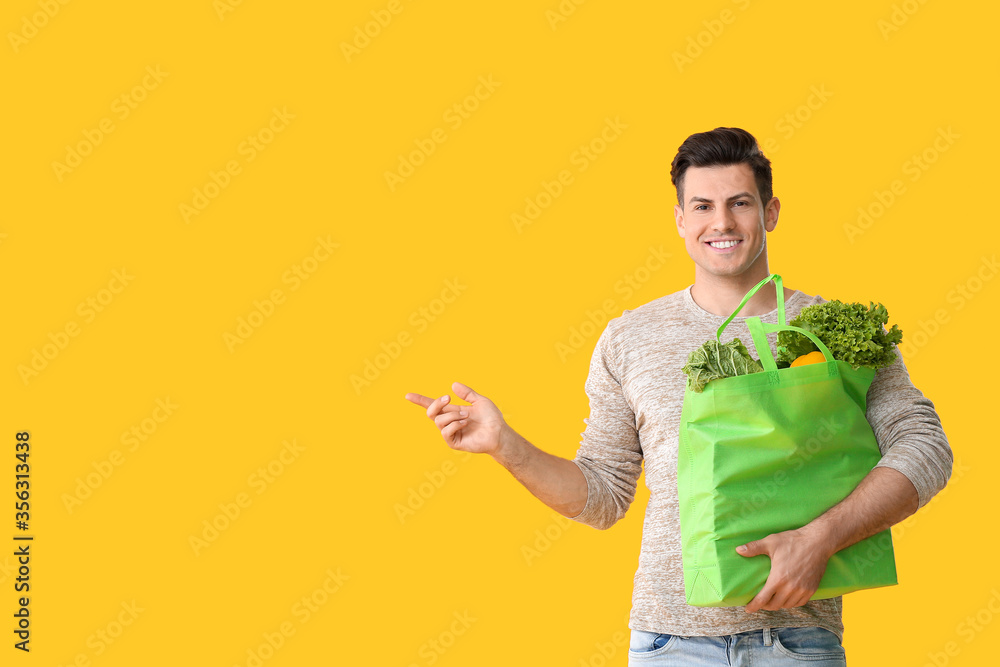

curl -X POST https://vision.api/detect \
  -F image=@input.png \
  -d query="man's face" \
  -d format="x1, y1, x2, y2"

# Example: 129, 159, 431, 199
673, 163, 779, 280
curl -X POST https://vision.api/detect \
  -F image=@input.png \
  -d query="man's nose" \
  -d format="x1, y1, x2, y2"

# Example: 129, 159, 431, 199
711, 207, 737, 230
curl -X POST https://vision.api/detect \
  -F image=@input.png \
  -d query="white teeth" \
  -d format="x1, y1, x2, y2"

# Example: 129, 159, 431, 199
709, 240, 739, 248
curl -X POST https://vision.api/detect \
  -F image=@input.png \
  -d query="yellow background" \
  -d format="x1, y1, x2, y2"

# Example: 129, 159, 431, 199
2, 0, 997, 665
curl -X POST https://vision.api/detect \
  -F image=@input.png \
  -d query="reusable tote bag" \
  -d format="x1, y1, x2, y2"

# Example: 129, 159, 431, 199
677, 273, 897, 607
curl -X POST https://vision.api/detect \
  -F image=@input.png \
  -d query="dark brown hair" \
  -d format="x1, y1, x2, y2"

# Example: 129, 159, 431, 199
670, 127, 772, 208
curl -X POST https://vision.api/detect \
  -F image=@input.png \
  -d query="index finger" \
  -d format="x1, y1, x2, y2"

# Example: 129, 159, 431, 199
404, 392, 462, 416
744, 580, 776, 614
404, 392, 433, 408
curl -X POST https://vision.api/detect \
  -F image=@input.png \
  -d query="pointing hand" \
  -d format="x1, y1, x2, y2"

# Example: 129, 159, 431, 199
405, 382, 506, 456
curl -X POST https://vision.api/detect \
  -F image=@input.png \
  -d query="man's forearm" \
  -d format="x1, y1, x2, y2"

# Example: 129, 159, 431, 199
801, 466, 920, 558
490, 425, 589, 518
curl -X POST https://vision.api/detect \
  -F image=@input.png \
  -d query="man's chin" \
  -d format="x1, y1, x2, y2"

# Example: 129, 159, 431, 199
694, 259, 746, 278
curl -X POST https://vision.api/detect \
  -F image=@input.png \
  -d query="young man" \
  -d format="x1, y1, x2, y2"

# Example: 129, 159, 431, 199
405, 127, 952, 665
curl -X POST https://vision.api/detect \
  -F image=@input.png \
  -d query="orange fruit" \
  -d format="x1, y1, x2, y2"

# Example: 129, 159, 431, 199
790, 351, 827, 367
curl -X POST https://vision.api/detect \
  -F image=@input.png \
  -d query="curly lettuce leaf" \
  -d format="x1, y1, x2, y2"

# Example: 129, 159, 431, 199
776, 301, 903, 371
682, 337, 764, 393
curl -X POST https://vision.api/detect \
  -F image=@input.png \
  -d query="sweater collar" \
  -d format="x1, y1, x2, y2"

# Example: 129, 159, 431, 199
681, 284, 801, 322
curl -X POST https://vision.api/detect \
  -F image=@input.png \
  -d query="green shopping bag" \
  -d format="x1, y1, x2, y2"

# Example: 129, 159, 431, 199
677, 273, 897, 607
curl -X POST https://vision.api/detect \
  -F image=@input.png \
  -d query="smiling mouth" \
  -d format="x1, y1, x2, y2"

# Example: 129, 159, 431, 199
706, 240, 742, 249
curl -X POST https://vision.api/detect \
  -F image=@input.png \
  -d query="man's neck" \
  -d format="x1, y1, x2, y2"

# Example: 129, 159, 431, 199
690, 270, 794, 318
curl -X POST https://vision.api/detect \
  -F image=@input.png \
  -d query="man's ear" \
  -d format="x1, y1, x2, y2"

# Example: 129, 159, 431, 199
763, 196, 780, 232
674, 203, 686, 238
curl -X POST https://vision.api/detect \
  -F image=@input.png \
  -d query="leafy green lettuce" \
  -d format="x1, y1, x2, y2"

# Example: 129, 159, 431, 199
776, 301, 903, 370
682, 338, 764, 393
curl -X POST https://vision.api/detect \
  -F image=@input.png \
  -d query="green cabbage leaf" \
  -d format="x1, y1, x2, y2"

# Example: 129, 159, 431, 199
682, 337, 763, 393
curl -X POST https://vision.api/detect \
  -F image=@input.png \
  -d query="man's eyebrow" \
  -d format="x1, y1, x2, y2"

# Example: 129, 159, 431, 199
688, 191, 756, 205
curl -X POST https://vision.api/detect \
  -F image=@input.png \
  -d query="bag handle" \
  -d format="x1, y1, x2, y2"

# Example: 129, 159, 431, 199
746, 317, 835, 371
715, 273, 786, 341
715, 273, 836, 372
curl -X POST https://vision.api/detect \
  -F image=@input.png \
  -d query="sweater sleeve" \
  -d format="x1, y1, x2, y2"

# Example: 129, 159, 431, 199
568, 319, 644, 530
866, 345, 953, 509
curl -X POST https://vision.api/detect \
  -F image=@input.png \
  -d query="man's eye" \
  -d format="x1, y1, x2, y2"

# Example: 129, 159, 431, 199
695, 205, 708, 211
733, 201, 747, 207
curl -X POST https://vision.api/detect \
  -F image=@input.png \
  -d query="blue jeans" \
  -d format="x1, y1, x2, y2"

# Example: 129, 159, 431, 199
628, 626, 847, 666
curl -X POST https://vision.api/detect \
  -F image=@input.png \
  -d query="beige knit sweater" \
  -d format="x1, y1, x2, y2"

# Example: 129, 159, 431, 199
568, 284, 953, 641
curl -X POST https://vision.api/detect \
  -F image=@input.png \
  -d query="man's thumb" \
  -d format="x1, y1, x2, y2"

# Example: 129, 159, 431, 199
453, 381, 478, 402
737, 540, 764, 557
